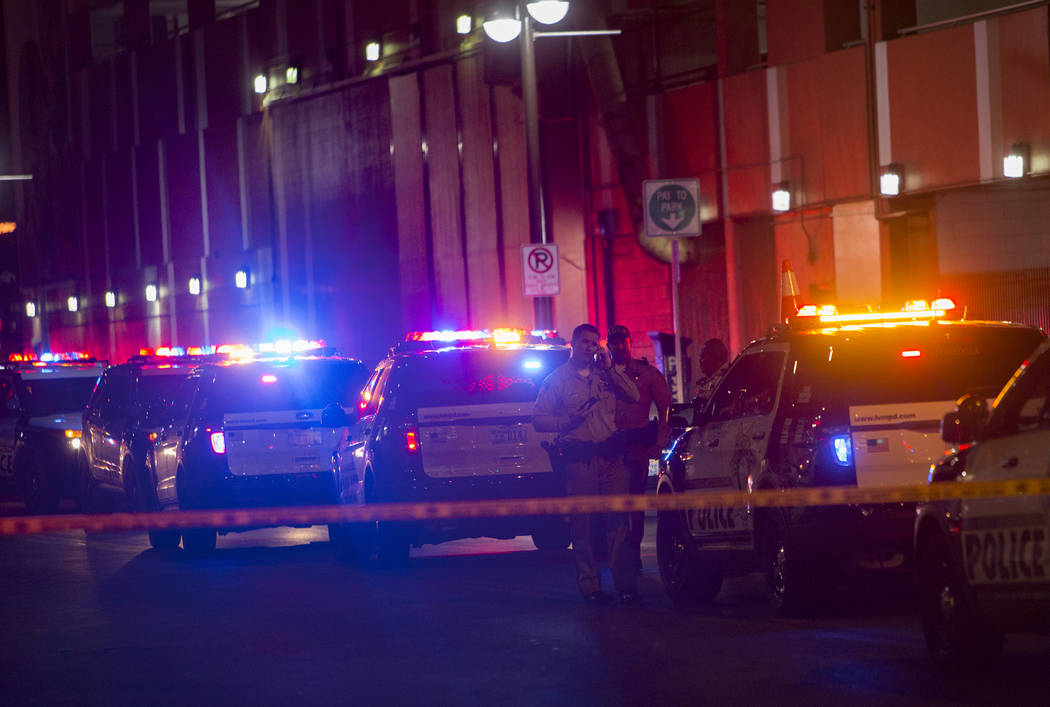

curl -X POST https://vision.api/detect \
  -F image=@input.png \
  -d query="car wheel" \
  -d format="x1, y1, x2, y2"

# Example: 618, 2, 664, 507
532, 520, 571, 551
136, 455, 180, 550
22, 456, 60, 515
182, 528, 217, 553
656, 509, 722, 605
918, 531, 1004, 671
761, 512, 816, 616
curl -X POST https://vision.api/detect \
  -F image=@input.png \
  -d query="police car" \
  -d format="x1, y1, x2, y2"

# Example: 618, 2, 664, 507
80, 349, 214, 524
655, 300, 1046, 613
0, 353, 106, 514
329, 329, 570, 565
151, 350, 368, 552
915, 339, 1050, 670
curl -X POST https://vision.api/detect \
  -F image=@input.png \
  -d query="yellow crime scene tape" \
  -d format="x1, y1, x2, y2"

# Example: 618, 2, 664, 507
3, 478, 1050, 536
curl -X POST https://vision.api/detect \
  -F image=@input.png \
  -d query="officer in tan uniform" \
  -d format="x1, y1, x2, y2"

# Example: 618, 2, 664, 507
533, 323, 641, 605
607, 325, 671, 572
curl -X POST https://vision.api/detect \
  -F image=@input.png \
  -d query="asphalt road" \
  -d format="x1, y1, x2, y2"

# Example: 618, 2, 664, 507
1, 515, 1048, 706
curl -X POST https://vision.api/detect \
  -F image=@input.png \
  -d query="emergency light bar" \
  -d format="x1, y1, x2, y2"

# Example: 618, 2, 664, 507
8, 351, 94, 363
139, 340, 327, 361
794, 298, 957, 325
405, 328, 558, 345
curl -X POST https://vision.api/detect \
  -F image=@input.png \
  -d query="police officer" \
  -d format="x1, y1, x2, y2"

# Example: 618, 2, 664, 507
606, 325, 671, 572
694, 338, 729, 411
533, 323, 641, 605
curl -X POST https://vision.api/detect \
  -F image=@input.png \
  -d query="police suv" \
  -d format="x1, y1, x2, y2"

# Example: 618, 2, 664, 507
329, 329, 570, 565
915, 339, 1050, 670
80, 350, 210, 521
151, 352, 368, 552
655, 300, 1045, 613
0, 354, 106, 514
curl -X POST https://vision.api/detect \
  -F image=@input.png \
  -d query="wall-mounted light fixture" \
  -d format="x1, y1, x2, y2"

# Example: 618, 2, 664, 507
880, 163, 902, 196
235, 268, 250, 289
105, 291, 117, 308
365, 41, 381, 62
146, 283, 159, 302
67, 296, 79, 313
25, 301, 36, 318
285, 66, 299, 85
456, 14, 473, 34
1003, 143, 1028, 179
771, 183, 791, 212
189, 275, 202, 296
253, 74, 267, 94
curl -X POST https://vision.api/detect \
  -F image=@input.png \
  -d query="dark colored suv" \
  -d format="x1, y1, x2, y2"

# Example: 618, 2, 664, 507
80, 354, 211, 523
655, 303, 1045, 613
329, 330, 571, 565
0, 357, 106, 513
151, 355, 369, 552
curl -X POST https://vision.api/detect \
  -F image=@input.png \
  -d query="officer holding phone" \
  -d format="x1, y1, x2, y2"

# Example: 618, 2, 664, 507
533, 323, 641, 605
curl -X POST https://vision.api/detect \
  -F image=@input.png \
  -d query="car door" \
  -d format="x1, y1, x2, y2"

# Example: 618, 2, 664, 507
342, 363, 390, 501
684, 346, 789, 545
959, 351, 1050, 586
95, 369, 132, 485
154, 376, 198, 505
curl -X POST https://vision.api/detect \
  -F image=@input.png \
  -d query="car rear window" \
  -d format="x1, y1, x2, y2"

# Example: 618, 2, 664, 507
393, 348, 570, 410
19, 377, 98, 416
138, 373, 192, 412
792, 326, 1045, 407
205, 360, 370, 414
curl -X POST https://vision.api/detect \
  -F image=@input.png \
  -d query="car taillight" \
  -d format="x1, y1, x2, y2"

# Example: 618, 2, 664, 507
210, 431, 226, 454
405, 426, 419, 454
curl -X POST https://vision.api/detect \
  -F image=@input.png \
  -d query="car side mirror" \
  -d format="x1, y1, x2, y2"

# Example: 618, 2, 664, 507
668, 415, 689, 429
321, 403, 350, 428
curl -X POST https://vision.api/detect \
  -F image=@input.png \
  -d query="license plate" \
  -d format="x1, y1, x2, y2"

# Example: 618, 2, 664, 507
962, 526, 1050, 584
490, 427, 527, 445
288, 430, 322, 447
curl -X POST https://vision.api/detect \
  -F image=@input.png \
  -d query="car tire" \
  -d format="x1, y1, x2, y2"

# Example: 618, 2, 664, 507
182, 528, 217, 553
134, 455, 180, 551
918, 530, 1004, 671
22, 456, 60, 515
532, 520, 571, 551
656, 509, 723, 605
761, 511, 817, 616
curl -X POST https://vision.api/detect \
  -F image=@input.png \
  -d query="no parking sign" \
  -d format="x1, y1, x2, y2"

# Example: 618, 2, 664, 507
522, 244, 560, 297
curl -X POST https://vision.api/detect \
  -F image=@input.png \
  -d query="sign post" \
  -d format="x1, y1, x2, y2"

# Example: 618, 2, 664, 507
522, 243, 561, 298
643, 179, 701, 403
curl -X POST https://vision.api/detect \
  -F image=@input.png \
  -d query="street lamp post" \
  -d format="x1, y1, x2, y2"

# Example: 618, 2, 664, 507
484, 1, 619, 332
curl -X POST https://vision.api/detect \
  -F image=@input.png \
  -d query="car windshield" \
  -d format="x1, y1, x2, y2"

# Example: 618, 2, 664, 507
794, 326, 1045, 406
19, 376, 98, 416
393, 347, 570, 410
205, 360, 369, 414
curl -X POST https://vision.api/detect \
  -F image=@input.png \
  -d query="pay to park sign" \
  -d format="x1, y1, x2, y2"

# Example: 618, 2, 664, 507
644, 179, 701, 238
